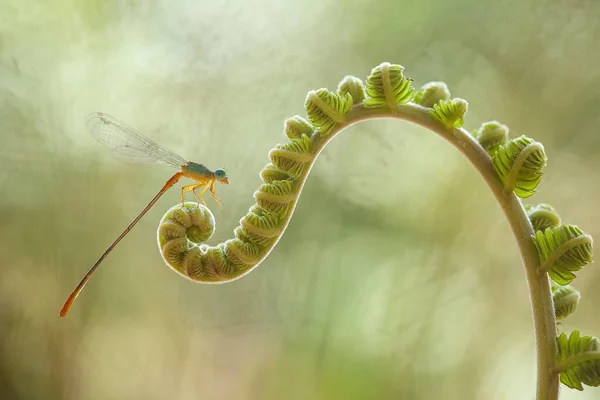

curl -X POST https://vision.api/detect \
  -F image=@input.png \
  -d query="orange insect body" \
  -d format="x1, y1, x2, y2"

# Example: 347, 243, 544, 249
59, 113, 229, 318
180, 162, 229, 207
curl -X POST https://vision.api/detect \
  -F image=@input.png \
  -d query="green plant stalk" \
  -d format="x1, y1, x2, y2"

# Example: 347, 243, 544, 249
316, 104, 559, 400
160, 102, 560, 399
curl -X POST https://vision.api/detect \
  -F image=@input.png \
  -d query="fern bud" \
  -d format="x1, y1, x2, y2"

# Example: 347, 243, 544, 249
284, 115, 314, 139
429, 98, 468, 128
492, 136, 546, 198
337, 75, 366, 104
268, 134, 313, 179
413, 81, 451, 108
157, 203, 216, 277
364, 62, 414, 108
473, 121, 509, 155
304, 88, 353, 137
260, 163, 294, 183
533, 225, 593, 285
524, 203, 561, 232
254, 180, 296, 215
552, 283, 581, 320
557, 331, 600, 390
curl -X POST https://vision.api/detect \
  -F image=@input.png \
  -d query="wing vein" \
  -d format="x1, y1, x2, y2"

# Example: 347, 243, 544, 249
86, 112, 188, 168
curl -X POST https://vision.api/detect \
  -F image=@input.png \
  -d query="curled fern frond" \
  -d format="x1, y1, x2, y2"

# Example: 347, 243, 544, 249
284, 115, 314, 139
157, 203, 287, 283
304, 88, 353, 137
201, 243, 236, 280
413, 81, 450, 108
533, 225, 593, 285
552, 283, 581, 320
524, 203, 561, 232
473, 120, 509, 155
158, 204, 215, 245
491, 136, 547, 198
429, 98, 468, 129
364, 62, 414, 108
337, 75, 366, 104
225, 238, 261, 266
260, 163, 295, 183
254, 180, 296, 214
557, 331, 600, 390
268, 134, 313, 179
238, 206, 282, 246
157, 203, 217, 279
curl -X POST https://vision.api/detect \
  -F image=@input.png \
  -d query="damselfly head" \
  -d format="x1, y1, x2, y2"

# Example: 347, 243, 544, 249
214, 168, 229, 184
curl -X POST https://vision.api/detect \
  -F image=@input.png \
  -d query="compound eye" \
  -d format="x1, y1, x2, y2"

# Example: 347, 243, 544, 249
215, 169, 226, 179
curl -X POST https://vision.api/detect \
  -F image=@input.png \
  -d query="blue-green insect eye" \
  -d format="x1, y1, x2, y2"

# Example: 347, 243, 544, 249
214, 168, 226, 179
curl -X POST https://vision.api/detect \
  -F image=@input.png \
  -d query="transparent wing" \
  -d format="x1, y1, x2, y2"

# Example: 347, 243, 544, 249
86, 112, 188, 168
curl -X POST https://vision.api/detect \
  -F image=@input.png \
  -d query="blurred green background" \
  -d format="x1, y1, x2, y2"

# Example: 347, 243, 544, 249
1, 0, 599, 399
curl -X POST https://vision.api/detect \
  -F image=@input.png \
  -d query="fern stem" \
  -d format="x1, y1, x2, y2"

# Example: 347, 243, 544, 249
160, 102, 559, 399
319, 103, 559, 400
554, 351, 600, 374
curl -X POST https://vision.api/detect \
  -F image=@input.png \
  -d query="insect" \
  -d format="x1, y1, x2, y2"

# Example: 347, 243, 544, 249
59, 112, 229, 318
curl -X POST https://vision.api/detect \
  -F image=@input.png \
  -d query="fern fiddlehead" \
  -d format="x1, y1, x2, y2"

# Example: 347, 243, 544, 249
525, 203, 561, 232
155, 62, 595, 399
552, 283, 580, 321
556, 331, 600, 390
492, 135, 547, 198
472, 120, 509, 156
535, 225, 593, 285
